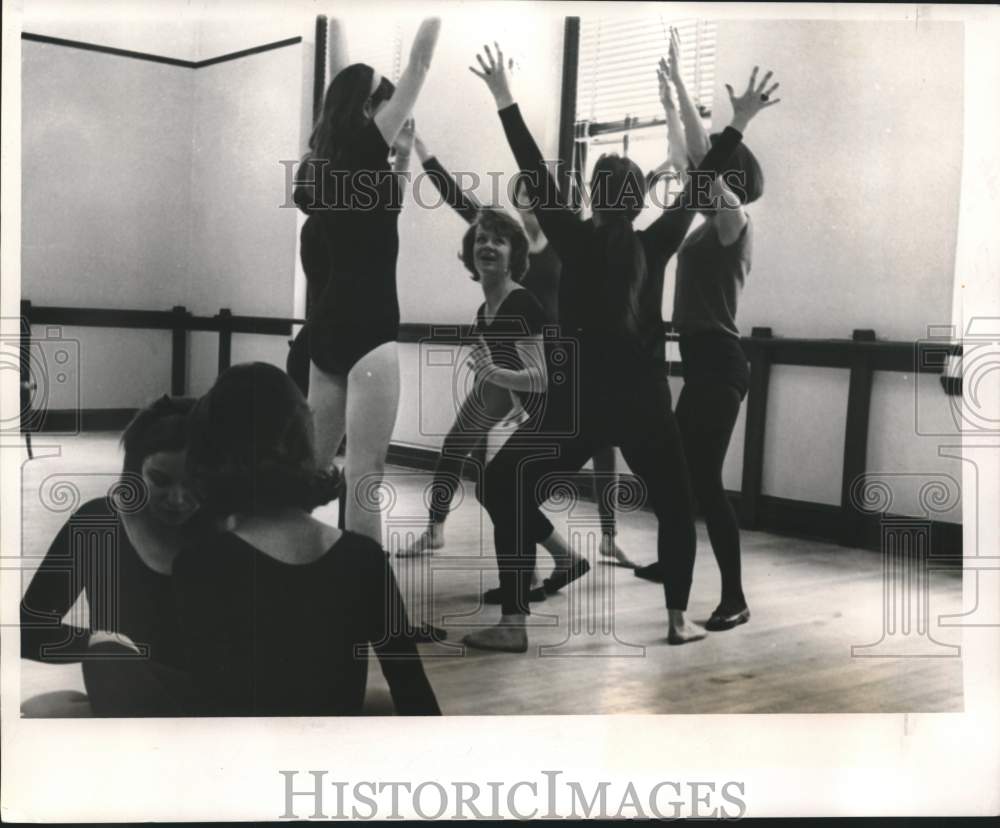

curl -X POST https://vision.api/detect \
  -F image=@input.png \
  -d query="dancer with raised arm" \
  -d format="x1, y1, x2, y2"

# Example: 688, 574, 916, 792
464, 42, 778, 652
634, 37, 775, 634
293, 18, 441, 543
402, 146, 636, 572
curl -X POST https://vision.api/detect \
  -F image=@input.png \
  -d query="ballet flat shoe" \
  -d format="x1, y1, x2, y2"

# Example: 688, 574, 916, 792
542, 558, 591, 593
483, 586, 546, 605
704, 607, 750, 631
633, 562, 665, 583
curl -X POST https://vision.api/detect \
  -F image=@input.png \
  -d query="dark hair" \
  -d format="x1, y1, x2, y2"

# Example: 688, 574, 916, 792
589, 154, 648, 221
120, 396, 197, 476
708, 134, 764, 205
186, 363, 317, 516
460, 209, 530, 283
589, 155, 648, 336
308, 63, 395, 167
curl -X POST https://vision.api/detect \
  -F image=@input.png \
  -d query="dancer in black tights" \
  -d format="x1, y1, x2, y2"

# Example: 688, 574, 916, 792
463, 43, 778, 652
634, 39, 773, 633
398, 145, 635, 571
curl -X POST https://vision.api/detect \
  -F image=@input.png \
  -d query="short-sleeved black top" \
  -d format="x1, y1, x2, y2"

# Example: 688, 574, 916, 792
472, 287, 548, 406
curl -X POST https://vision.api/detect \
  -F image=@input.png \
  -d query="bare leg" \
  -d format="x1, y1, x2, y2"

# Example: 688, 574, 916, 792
343, 342, 401, 543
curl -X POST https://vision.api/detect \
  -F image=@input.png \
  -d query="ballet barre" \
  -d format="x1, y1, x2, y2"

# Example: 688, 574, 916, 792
18, 300, 963, 554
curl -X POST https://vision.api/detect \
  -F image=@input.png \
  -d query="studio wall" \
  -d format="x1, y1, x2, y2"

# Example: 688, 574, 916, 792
21, 19, 311, 406
19, 7, 970, 527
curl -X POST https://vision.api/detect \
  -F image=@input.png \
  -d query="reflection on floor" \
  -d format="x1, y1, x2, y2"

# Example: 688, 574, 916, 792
18, 434, 964, 716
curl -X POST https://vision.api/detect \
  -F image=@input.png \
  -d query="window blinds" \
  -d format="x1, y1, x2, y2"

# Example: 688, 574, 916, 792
575, 16, 717, 127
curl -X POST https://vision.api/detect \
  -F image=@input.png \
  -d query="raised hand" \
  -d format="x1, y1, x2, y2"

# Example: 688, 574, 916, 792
469, 42, 515, 109
725, 66, 781, 131
668, 24, 681, 71
657, 57, 678, 113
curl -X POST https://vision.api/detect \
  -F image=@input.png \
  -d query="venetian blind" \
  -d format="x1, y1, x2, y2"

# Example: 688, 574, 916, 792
575, 16, 717, 126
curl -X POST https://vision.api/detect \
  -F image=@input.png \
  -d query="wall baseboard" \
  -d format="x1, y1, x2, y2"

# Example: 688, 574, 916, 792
28, 408, 137, 433
25, 419, 963, 558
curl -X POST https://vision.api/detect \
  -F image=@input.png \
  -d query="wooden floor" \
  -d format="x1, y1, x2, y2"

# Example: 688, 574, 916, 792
18, 434, 964, 715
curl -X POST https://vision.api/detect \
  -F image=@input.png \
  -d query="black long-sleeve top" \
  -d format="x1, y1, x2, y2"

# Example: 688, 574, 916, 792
20, 498, 187, 668
496, 104, 744, 369
421, 155, 561, 325
172, 530, 441, 716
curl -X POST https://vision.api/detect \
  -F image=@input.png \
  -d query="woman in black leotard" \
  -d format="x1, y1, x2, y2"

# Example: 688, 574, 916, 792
292, 18, 441, 545
173, 362, 440, 716
634, 42, 774, 634
20, 397, 202, 716
395, 201, 591, 599
399, 148, 636, 571
463, 43, 778, 652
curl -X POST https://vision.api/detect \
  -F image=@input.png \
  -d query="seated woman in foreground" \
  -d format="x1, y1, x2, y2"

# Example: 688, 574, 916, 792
20, 396, 202, 716
173, 361, 441, 716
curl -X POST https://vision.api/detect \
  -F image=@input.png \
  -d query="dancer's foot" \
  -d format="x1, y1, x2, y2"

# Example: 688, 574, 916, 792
397, 523, 445, 557
599, 535, 637, 568
542, 557, 591, 593
667, 610, 707, 645
705, 604, 750, 631
462, 615, 528, 653
633, 561, 665, 583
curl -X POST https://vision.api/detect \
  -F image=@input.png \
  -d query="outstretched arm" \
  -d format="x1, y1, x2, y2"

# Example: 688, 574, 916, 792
415, 134, 482, 224
373, 18, 442, 148
668, 27, 712, 166
643, 65, 780, 257
470, 43, 582, 256
658, 53, 689, 175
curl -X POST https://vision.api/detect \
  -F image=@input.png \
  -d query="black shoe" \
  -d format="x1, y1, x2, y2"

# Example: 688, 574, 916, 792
308, 468, 343, 509
542, 558, 591, 593
633, 562, 664, 583
483, 586, 546, 605
705, 606, 750, 631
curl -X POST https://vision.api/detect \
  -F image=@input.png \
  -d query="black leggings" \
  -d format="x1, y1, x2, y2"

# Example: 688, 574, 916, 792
428, 382, 514, 523
675, 379, 747, 609
477, 372, 696, 616
429, 386, 619, 536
